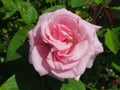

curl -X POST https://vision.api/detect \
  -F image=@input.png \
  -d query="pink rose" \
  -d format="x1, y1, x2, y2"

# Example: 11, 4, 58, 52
28, 9, 103, 80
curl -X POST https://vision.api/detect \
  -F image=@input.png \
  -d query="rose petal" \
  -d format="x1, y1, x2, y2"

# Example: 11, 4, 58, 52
50, 68, 78, 79
73, 53, 91, 77
47, 51, 79, 70
28, 30, 34, 56
30, 45, 50, 76
41, 24, 73, 50
69, 40, 88, 60
28, 8, 103, 81
87, 35, 103, 68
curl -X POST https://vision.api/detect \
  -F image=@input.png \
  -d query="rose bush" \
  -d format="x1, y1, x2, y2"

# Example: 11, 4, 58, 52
28, 8, 103, 80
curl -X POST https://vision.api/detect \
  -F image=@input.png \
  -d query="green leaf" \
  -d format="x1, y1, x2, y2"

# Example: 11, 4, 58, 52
17, 1, 38, 24
70, 0, 88, 8
0, 75, 18, 90
46, 0, 56, 3
105, 29, 120, 54
61, 78, 86, 90
97, 28, 106, 36
6, 24, 34, 62
92, 0, 103, 4
111, 62, 120, 72
42, 5, 66, 13
1, 0, 17, 20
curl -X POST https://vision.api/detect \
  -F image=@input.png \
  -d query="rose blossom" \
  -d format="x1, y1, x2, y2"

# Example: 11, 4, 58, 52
28, 8, 103, 80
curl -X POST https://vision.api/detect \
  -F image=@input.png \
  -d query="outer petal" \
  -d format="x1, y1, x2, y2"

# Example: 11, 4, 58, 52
28, 30, 35, 57
48, 53, 93, 80
78, 18, 101, 41
86, 34, 103, 68
77, 19, 103, 68
50, 68, 78, 80
30, 45, 50, 76
32, 12, 52, 36
73, 53, 92, 79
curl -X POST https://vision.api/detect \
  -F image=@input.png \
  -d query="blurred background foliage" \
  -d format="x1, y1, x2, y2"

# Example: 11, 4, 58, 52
0, 0, 120, 90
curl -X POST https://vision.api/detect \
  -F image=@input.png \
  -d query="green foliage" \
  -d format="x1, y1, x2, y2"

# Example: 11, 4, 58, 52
70, 0, 88, 8
1, 0, 17, 20
75, 9, 89, 18
0, 0, 120, 90
46, 0, 57, 3
43, 5, 66, 13
0, 75, 18, 90
61, 79, 85, 90
6, 25, 34, 62
1, 0, 38, 24
93, 0, 104, 4
17, 1, 38, 24
111, 62, 120, 72
105, 28, 120, 54
111, 6, 120, 20
0, 44, 6, 54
